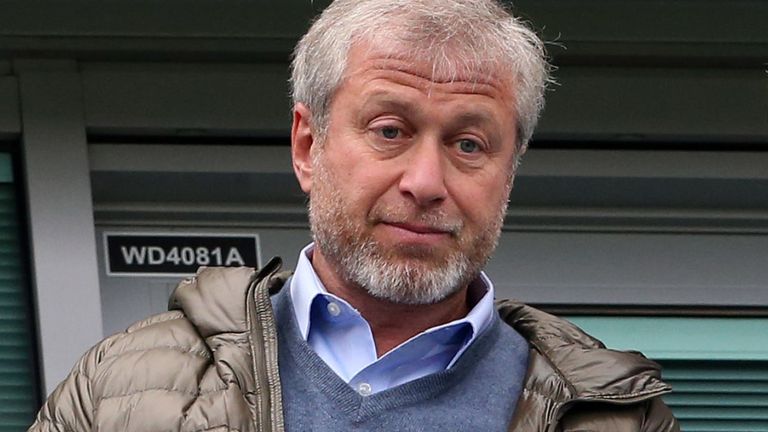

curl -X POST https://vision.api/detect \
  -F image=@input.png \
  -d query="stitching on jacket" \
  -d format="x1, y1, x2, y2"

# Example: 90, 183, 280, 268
99, 385, 231, 400
584, 387, 670, 400
100, 386, 204, 399
34, 418, 77, 432
99, 344, 211, 363
125, 311, 186, 333
193, 426, 242, 432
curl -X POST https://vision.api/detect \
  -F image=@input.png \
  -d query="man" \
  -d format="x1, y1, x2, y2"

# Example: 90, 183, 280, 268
30, 0, 679, 431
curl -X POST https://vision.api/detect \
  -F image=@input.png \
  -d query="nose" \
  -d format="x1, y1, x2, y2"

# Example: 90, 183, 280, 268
398, 140, 448, 207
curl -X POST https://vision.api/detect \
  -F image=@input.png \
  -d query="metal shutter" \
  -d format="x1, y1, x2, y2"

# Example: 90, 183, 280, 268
660, 359, 768, 432
0, 152, 40, 431
567, 316, 768, 432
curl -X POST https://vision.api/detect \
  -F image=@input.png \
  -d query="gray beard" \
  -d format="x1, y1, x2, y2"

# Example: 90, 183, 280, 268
315, 227, 472, 305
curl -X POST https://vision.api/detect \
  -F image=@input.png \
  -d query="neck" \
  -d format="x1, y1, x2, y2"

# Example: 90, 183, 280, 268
311, 248, 471, 357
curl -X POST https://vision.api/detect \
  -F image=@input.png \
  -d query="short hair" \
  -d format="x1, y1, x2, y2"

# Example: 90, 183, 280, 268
291, 0, 551, 156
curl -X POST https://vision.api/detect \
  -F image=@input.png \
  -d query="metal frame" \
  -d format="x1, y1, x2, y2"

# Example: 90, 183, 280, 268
17, 60, 103, 396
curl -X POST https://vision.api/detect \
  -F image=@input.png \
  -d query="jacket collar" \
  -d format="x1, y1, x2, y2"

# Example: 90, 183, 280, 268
496, 299, 672, 402
168, 258, 290, 339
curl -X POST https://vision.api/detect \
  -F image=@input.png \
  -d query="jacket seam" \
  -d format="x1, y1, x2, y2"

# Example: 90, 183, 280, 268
125, 311, 185, 332
99, 385, 230, 400
192, 428, 241, 432
98, 344, 211, 363
581, 387, 672, 401
34, 418, 77, 432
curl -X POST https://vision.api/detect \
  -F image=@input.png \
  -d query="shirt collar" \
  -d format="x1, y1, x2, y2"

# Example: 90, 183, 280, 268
290, 243, 496, 341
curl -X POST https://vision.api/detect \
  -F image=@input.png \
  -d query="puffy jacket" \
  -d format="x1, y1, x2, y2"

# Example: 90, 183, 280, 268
29, 258, 679, 431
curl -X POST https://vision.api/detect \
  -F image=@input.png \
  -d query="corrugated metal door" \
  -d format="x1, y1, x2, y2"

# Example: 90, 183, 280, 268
0, 151, 40, 431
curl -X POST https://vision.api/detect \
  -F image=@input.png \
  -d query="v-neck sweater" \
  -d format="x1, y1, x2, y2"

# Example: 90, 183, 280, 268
273, 284, 529, 431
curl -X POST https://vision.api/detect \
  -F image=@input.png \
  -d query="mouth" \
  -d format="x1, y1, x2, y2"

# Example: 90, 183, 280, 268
385, 222, 453, 235
376, 220, 461, 249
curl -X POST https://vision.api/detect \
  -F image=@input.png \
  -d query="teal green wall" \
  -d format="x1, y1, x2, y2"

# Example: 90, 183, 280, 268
568, 316, 768, 361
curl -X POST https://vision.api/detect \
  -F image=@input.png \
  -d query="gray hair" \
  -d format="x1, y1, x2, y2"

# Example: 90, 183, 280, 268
290, 0, 551, 155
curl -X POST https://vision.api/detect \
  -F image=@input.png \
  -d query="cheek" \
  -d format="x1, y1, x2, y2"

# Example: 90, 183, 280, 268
330, 167, 382, 222
351, 160, 402, 196
452, 174, 510, 223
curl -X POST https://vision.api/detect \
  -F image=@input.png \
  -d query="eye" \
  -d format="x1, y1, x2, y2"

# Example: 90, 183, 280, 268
379, 126, 401, 139
457, 139, 481, 154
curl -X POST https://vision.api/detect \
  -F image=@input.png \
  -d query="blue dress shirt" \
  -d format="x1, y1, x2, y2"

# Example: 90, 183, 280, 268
289, 243, 496, 395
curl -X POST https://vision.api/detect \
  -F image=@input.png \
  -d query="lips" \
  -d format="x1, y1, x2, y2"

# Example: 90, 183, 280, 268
386, 222, 452, 235
373, 218, 462, 249
370, 206, 463, 238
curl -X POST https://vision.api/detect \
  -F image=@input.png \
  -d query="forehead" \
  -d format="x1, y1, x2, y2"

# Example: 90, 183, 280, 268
341, 40, 516, 101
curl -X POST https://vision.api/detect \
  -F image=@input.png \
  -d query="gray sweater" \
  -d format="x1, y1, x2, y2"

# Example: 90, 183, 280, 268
273, 286, 529, 431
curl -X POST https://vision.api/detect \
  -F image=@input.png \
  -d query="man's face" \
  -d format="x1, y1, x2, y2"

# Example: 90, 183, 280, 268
295, 43, 519, 305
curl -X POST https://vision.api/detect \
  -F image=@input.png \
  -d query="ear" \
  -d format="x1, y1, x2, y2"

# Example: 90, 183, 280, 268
291, 103, 316, 194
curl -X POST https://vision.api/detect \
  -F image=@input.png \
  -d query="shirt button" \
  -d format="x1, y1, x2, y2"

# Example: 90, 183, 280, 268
326, 302, 342, 317
356, 382, 372, 396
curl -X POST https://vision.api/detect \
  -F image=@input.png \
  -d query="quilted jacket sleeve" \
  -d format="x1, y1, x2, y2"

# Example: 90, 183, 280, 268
27, 339, 108, 432
641, 397, 680, 432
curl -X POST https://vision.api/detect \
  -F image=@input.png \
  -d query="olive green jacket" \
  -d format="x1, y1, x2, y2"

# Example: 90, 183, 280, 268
29, 259, 678, 432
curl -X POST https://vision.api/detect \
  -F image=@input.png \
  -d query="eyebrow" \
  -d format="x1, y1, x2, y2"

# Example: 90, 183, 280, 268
361, 93, 500, 126
360, 94, 421, 119
452, 111, 499, 130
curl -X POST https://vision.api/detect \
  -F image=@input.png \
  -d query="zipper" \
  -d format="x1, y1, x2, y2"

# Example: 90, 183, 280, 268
246, 258, 285, 432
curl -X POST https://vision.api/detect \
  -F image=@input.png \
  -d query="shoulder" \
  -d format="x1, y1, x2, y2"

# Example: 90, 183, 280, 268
93, 262, 289, 375
496, 299, 674, 405
93, 265, 260, 368
496, 299, 669, 389
86, 309, 213, 400
495, 299, 661, 378
95, 261, 291, 375
29, 309, 211, 431
90, 261, 292, 391
61, 266, 258, 406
